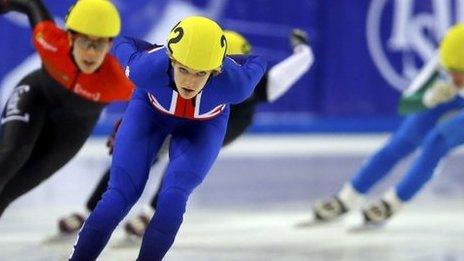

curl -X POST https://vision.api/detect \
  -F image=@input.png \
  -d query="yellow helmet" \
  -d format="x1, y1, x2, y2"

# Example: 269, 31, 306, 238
167, 16, 226, 71
65, 0, 121, 38
224, 30, 251, 55
439, 23, 464, 71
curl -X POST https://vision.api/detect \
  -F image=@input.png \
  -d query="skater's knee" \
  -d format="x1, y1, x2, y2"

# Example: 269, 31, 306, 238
108, 166, 144, 204
98, 170, 142, 214
154, 187, 189, 233
164, 171, 204, 194
160, 186, 189, 203
91, 188, 136, 230
150, 172, 204, 234
0, 143, 31, 167
422, 131, 450, 155
103, 187, 135, 211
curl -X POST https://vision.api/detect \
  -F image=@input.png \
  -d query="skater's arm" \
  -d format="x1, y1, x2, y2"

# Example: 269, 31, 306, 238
266, 29, 314, 102
0, 0, 53, 28
219, 55, 267, 104
111, 36, 162, 70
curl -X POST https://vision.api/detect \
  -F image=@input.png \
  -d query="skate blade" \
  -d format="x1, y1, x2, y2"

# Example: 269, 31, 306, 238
111, 235, 141, 249
294, 216, 339, 228
41, 233, 77, 246
348, 222, 386, 233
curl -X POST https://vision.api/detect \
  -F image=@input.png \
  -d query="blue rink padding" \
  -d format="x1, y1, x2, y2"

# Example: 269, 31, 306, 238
248, 115, 403, 133
91, 115, 403, 136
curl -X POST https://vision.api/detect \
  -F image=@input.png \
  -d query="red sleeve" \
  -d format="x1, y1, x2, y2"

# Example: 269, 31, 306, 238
32, 21, 69, 59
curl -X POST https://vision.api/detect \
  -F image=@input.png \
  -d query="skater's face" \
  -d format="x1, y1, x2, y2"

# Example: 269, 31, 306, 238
69, 33, 112, 74
171, 60, 213, 99
449, 70, 464, 89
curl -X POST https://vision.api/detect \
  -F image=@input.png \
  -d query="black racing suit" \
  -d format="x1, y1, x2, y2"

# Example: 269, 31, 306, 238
0, 0, 126, 216
0, 69, 104, 216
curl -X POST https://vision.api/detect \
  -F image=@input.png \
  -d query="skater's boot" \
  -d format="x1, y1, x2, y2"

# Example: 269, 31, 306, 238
362, 189, 403, 225
313, 196, 348, 221
58, 212, 88, 234
124, 207, 154, 238
313, 183, 363, 222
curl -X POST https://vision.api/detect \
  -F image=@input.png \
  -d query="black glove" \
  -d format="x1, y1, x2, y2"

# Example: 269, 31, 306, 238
106, 118, 122, 155
0, 0, 9, 14
290, 28, 309, 48
0, 0, 52, 27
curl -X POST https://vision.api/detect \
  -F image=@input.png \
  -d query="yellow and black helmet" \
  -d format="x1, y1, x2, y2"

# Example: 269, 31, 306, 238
65, 0, 121, 38
167, 16, 227, 71
224, 30, 251, 55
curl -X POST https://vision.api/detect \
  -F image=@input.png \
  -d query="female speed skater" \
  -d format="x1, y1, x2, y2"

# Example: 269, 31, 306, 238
311, 24, 464, 226
69, 16, 267, 260
0, 0, 133, 217
58, 29, 313, 239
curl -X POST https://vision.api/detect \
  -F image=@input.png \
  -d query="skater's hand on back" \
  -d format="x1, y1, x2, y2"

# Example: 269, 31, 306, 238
423, 81, 457, 108
106, 118, 122, 155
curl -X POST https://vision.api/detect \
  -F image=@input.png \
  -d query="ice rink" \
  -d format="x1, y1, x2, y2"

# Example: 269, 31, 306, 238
0, 134, 463, 261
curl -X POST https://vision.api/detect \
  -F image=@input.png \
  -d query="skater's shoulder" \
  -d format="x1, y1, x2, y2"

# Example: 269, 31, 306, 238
127, 48, 171, 89
33, 21, 69, 55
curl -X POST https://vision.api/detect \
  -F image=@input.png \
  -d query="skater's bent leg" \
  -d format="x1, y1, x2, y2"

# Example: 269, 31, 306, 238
0, 81, 45, 192
138, 115, 227, 261
71, 166, 148, 260
0, 113, 98, 216
350, 135, 417, 193
396, 113, 464, 201
351, 111, 441, 194
70, 93, 168, 260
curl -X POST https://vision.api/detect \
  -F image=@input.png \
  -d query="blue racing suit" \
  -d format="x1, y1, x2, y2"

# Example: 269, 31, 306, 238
69, 37, 266, 261
351, 96, 464, 201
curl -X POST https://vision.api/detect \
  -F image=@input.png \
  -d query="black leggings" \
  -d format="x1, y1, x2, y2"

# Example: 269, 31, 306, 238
0, 69, 104, 216
85, 74, 270, 212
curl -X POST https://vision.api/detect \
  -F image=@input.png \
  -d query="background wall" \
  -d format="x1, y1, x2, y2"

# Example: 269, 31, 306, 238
1, 0, 462, 133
